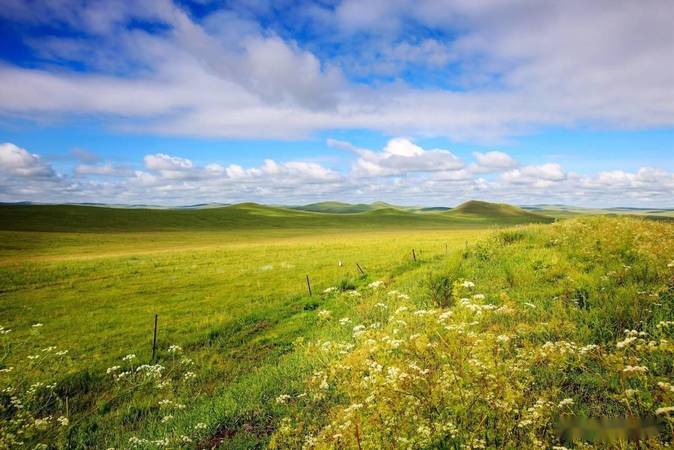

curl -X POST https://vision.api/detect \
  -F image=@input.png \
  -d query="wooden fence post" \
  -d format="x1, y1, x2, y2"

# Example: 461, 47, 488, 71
306, 275, 312, 296
151, 314, 158, 362
412, 249, 417, 262
356, 263, 365, 275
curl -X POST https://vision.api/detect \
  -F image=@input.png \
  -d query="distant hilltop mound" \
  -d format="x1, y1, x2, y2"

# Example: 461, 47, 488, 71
0, 200, 553, 232
446, 200, 554, 224
292, 201, 376, 214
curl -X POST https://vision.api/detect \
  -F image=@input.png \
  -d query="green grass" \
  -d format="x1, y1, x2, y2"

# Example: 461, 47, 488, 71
0, 203, 508, 448
271, 216, 674, 449
444, 200, 555, 224
0, 201, 553, 232
4, 204, 670, 449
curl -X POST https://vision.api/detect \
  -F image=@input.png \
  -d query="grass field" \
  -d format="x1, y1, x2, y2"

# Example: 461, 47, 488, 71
0, 203, 502, 449
1, 203, 673, 449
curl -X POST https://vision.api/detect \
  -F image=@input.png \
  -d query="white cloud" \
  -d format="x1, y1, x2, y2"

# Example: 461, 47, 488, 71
502, 163, 566, 185
1, 141, 673, 207
0, 143, 54, 177
144, 153, 193, 171
332, 137, 464, 177
473, 151, 517, 170
0, 1, 671, 141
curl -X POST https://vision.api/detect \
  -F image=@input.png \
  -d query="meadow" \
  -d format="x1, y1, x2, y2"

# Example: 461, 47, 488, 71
1, 203, 673, 449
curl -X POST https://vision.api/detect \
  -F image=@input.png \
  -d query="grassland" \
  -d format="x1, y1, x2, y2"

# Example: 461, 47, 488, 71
0, 203, 506, 449
1, 203, 672, 449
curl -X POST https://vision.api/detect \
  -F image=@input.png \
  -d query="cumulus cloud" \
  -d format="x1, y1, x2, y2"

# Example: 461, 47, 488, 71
473, 151, 518, 170
144, 153, 193, 171
501, 163, 566, 188
0, 143, 54, 177
331, 137, 463, 177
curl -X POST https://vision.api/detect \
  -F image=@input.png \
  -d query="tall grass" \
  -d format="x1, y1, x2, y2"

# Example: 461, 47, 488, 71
271, 217, 674, 449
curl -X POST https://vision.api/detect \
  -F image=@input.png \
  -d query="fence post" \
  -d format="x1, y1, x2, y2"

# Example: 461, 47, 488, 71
356, 263, 365, 275
151, 314, 158, 362
306, 275, 312, 296
412, 249, 417, 262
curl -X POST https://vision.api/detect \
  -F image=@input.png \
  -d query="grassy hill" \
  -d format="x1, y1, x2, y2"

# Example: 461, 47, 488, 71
0, 201, 552, 232
290, 201, 377, 214
523, 204, 674, 219
444, 200, 554, 224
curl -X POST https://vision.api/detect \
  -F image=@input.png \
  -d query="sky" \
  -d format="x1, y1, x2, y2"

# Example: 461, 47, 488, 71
0, 0, 673, 207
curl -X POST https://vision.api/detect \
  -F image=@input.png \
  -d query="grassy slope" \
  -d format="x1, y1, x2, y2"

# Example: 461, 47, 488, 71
524, 204, 674, 219
444, 200, 555, 224
0, 204, 504, 448
0, 201, 554, 232
290, 201, 377, 214
0, 203, 458, 232
271, 217, 674, 449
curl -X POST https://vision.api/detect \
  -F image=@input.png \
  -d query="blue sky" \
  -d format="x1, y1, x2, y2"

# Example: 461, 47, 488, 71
0, 0, 673, 206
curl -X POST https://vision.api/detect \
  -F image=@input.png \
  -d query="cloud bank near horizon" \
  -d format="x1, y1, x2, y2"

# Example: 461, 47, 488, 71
1, 140, 673, 207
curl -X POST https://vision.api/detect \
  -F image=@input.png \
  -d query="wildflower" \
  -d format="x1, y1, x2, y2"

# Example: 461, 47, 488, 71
624, 389, 639, 398
276, 394, 292, 404
472, 293, 485, 300
375, 302, 388, 309
579, 344, 599, 354
183, 371, 196, 382
438, 311, 453, 321
346, 290, 361, 298
57, 416, 69, 427
194, 422, 208, 431
462, 280, 475, 288
368, 280, 384, 289
622, 365, 648, 374
161, 415, 174, 423
657, 381, 674, 392
106, 366, 121, 374
122, 354, 136, 361
339, 317, 351, 326
55, 350, 69, 356
496, 335, 510, 343
656, 406, 674, 415
180, 435, 192, 443
167, 345, 182, 354
317, 309, 332, 320
32, 323, 44, 328
616, 336, 637, 348
323, 287, 337, 294
558, 398, 574, 407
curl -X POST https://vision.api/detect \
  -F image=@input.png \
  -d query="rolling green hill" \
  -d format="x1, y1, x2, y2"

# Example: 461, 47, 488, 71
290, 201, 377, 213
444, 200, 555, 224
0, 201, 553, 232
